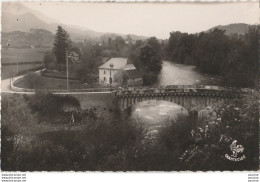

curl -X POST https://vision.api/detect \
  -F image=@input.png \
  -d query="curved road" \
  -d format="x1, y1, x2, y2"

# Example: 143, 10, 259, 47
2, 75, 33, 94
1, 72, 112, 94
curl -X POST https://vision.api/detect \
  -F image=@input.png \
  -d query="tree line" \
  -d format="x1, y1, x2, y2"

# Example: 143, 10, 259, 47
165, 27, 259, 88
45, 25, 258, 88
43, 26, 163, 86
74, 35, 163, 86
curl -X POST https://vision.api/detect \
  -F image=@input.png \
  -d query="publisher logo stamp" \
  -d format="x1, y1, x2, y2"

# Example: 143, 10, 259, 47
225, 140, 246, 162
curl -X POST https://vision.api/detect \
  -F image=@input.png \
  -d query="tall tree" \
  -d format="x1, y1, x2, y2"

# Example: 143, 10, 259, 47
139, 44, 162, 85
114, 36, 126, 51
146, 37, 162, 56
52, 26, 72, 64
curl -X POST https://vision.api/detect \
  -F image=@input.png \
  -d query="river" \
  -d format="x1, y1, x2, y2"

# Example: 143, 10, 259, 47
157, 61, 220, 86
132, 61, 220, 131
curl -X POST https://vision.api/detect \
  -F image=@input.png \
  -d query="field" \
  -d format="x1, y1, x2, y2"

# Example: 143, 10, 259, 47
2, 64, 44, 80
1, 48, 49, 79
2, 48, 49, 64
13, 76, 111, 90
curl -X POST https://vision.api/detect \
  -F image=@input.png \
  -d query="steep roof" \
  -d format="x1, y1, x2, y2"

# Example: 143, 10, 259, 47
98, 57, 127, 69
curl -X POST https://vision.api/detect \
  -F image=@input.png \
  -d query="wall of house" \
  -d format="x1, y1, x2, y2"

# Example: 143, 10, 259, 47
99, 68, 119, 85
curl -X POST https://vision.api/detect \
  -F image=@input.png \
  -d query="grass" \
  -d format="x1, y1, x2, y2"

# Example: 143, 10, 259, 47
15, 76, 89, 90
2, 48, 49, 79
2, 64, 43, 80
1, 93, 90, 135
13, 75, 110, 90
1, 92, 116, 141
2, 48, 49, 64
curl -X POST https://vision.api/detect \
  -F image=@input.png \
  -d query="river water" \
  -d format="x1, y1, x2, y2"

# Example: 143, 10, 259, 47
157, 61, 220, 86
132, 61, 220, 131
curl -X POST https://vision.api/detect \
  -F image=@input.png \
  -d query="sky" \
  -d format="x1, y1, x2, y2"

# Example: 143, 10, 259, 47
23, 2, 259, 39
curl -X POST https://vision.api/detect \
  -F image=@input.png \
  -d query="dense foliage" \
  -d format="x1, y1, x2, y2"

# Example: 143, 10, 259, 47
165, 26, 259, 88
180, 94, 259, 170
52, 26, 72, 65
23, 72, 42, 89
43, 51, 57, 70
45, 26, 258, 88
72, 36, 162, 86
24, 92, 80, 123
2, 92, 258, 171
128, 37, 162, 85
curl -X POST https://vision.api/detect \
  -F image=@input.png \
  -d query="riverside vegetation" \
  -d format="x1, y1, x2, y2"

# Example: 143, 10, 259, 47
1, 92, 258, 171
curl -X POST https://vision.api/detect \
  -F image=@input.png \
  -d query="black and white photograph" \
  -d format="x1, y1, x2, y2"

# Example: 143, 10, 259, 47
1, 1, 259, 173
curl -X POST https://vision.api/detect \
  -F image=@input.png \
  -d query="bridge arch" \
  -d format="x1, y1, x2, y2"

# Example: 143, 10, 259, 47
115, 85, 242, 111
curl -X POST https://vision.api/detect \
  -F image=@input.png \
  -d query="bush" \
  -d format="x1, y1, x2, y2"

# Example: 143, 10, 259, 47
2, 93, 258, 171
43, 51, 57, 70
143, 72, 158, 86
23, 72, 42, 89
179, 95, 259, 171
26, 92, 80, 123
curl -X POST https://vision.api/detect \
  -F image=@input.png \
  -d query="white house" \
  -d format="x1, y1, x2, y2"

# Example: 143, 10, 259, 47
98, 57, 142, 86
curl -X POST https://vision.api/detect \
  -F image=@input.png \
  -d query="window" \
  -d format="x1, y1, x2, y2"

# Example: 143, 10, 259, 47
104, 70, 106, 74
104, 77, 106, 81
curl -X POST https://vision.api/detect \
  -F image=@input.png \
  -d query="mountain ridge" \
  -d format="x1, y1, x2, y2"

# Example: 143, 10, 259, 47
2, 2, 147, 41
207, 23, 251, 35
2, 2, 252, 44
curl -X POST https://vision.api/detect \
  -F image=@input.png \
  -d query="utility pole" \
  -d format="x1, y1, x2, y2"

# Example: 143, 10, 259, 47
66, 51, 69, 92
109, 69, 112, 91
109, 63, 113, 91
53, 70, 54, 92
16, 61, 19, 75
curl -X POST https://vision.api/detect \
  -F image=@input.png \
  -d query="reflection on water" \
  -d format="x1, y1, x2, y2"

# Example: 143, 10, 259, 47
157, 61, 220, 86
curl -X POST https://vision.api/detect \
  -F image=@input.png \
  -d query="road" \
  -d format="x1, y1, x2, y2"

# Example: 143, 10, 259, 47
2, 61, 220, 94
1, 75, 34, 94
1, 72, 112, 94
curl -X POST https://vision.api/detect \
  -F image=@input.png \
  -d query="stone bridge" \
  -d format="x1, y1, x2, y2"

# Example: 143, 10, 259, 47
115, 85, 246, 111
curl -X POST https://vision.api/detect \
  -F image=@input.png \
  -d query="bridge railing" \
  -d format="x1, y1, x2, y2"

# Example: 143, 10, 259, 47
115, 85, 250, 96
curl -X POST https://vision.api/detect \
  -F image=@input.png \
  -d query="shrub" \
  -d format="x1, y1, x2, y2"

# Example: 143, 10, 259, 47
23, 72, 42, 89
43, 51, 57, 70
179, 94, 259, 171
26, 92, 80, 123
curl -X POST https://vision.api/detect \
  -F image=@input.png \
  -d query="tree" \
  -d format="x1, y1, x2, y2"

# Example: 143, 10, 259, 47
127, 37, 162, 86
43, 51, 57, 70
146, 37, 162, 56
126, 35, 133, 43
180, 94, 259, 170
128, 40, 143, 68
221, 26, 259, 88
52, 26, 72, 64
139, 44, 162, 85
166, 26, 259, 88
114, 36, 126, 51
1, 94, 39, 171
